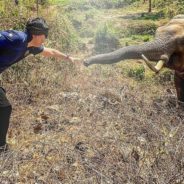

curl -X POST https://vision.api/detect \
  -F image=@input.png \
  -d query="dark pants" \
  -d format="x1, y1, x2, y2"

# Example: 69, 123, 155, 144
0, 87, 12, 146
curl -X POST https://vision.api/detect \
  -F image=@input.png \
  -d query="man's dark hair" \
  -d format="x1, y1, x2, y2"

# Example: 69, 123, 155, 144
26, 17, 49, 38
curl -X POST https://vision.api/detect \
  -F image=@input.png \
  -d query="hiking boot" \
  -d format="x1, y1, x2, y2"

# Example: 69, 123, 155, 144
0, 144, 9, 154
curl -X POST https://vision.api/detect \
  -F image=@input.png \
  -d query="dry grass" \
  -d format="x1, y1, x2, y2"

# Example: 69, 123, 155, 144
0, 2, 184, 184
0, 61, 183, 184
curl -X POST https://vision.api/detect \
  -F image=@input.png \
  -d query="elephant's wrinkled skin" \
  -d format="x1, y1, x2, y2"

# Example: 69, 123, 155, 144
84, 15, 184, 102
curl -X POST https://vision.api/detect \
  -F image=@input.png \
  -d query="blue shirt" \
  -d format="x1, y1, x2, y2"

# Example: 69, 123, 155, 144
0, 30, 44, 73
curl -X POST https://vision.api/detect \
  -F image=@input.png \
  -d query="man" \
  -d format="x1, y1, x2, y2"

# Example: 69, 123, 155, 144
0, 17, 74, 153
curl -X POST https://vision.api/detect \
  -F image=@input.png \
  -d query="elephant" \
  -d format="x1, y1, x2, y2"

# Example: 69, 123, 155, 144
83, 14, 184, 102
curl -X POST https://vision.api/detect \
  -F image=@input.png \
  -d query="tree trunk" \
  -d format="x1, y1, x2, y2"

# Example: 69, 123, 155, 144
148, 0, 152, 13
36, 0, 39, 16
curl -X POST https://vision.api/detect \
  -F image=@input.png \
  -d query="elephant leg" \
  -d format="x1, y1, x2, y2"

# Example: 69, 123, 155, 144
174, 72, 184, 102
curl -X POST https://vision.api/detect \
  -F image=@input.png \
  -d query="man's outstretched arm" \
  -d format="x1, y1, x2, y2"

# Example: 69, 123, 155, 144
41, 47, 74, 62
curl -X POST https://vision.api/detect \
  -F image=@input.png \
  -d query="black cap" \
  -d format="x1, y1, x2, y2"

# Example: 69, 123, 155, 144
26, 17, 49, 38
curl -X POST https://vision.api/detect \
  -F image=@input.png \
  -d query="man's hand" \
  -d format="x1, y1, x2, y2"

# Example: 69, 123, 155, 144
68, 56, 81, 64
41, 48, 80, 64
67, 56, 74, 63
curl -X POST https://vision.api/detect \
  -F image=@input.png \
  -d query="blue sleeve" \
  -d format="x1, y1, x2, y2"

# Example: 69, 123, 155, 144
0, 30, 24, 49
0, 34, 12, 50
28, 46, 44, 55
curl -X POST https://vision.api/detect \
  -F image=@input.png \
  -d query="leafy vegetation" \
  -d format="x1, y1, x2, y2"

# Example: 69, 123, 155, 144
127, 65, 145, 80
94, 24, 120, 54
123, 20, 157, 36
0, 0, 184, 184
153, 0, 184, 17
67, 0, 134, 10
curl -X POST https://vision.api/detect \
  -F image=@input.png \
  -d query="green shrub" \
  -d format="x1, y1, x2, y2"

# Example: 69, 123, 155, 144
153, 0, 184, 18
71, 19, 82, 30
94, 24, 120, 54
48, 0, 70, 5
69, 0, 134, 10
131, 35, 151, 42
127, 66, 145, 81
48, 12, 80, 52
80, 28, 95, 38
85, 11, 95, 20
123, 20, 157, 36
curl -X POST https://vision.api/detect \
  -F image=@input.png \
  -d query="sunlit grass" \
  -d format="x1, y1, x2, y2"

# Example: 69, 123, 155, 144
0, 1, 183, 183
48, 0, 71, 5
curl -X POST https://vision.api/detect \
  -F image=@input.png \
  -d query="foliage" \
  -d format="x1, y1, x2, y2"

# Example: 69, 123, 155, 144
135, 12, 164, 21
48, 12, 80, 52
0, 1, 184, 184
152, 0, 184, 17
123, 20, 157, 36
69, 9, 98, 38
94, 23, 120, 54
68, 0, 135, 10
48, 0, 71, 5
127, 65, 145, 80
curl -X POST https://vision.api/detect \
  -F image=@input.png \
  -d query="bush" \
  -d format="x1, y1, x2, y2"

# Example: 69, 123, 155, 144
127, 66, 145, 81
123, 20, 157, 36
80, 28, 95, 38
94, 24, 120, 54
48, 12, 80, 52
131, 35, 151, 42
69, 0, 134, 10
153, 0, 184, 18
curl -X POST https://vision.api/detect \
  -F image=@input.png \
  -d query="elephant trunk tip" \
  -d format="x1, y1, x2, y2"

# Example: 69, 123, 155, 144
83, 59, 91, 67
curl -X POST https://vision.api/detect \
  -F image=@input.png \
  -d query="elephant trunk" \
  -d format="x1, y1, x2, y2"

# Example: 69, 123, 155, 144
84, 38, 174, 66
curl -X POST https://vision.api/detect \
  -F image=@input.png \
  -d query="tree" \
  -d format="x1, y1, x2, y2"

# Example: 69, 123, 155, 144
148, 0, 152, 12
143, 0, 152, 13
36, 0, 39, 15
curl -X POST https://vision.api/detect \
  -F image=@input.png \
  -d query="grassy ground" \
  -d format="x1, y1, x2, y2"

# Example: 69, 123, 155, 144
0, 2, 184, 184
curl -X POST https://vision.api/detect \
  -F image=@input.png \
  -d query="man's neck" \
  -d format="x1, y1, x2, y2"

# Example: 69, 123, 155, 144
27, 41, 35, 47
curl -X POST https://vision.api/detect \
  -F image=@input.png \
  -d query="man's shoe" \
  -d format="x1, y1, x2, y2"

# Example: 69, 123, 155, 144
0, 144, 9, 153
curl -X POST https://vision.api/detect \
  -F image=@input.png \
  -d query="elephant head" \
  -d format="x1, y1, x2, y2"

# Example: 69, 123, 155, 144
83, 15, 184, 102
84, 15, 184, 70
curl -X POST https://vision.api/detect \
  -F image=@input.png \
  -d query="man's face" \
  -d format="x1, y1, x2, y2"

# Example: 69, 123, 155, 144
32, 34, 46, 47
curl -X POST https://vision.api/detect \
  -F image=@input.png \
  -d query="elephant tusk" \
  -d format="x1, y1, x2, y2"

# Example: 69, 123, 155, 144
141, 54, 164, 73
141, 54, 159, 73
155, 60, 165, 71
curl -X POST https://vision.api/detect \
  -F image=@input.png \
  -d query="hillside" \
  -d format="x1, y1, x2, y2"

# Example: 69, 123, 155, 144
0, 1, 183, 184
